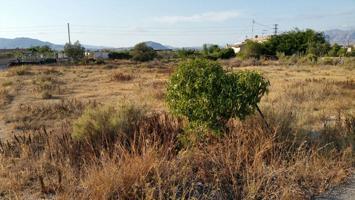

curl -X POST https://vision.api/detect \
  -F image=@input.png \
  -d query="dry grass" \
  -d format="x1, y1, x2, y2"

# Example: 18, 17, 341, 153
110, 72, 134, 82
0, 88, 13, 107
0, 60, 354, 199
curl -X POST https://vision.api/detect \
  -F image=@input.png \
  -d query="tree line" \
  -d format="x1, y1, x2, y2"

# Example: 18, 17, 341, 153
239, 29, 354, 59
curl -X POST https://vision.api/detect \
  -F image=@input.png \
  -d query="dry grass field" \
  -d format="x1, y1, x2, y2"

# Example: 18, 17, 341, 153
0, 60, 354, 199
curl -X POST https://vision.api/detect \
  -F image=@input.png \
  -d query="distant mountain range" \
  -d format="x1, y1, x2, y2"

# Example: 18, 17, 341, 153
0, 37, 174, 51
0, 37, 115, 50
0, 37, 64, 50
324, 29, 355, 45
1, 29, 354, 51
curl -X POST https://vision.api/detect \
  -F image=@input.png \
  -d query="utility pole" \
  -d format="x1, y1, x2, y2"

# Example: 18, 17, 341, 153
67, 23, 71, 44
273, 24, 278, 35
252, 19, 255, 38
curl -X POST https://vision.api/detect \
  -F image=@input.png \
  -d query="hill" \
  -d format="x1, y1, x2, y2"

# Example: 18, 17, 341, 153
0, 37, 63, 50
0, 37, 111, 50
0, 38, 174, 51
324, 29, 355, 45
144, 41, 173, 50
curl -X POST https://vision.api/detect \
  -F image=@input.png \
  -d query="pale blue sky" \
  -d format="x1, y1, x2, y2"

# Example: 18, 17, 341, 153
1, 0, 355, 47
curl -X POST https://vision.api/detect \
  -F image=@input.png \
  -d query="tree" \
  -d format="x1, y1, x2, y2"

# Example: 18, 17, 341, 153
218, 48, 236, 59
131, 43, 157, 62
239, 40, 264, 59
177, 48, 200, 58
28, 45, 55, 57
201, 44, 236, 60
108, 51, 132, 60
166, 59, 269, 132
263, 29, 330, 57
64, 41, 85, 62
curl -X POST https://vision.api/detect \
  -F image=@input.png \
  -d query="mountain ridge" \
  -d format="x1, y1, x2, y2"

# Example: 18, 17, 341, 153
324, 29, 355, 45
0, 37, 173, 51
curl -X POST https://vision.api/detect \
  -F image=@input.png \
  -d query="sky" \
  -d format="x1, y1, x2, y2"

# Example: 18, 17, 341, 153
1, 0, 355, 47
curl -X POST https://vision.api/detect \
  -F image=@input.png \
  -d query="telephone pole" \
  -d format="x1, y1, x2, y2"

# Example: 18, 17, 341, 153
67, 23, 71, 44
273, 24, 278, 35
252, 19, 255, 38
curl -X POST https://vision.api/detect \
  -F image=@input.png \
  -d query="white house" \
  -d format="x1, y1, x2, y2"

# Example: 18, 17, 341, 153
227, 43, 243, 54
228, 35, 271, 54
85, 51, 109, 59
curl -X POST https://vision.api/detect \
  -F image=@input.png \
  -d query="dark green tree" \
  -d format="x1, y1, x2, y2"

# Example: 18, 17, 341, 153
219, 48, 236, 59
108, 51, 132, 60
263, 29, 330, 57
131, 43, 157, 62
64, 41, 85, 62
239, 40, 264, 59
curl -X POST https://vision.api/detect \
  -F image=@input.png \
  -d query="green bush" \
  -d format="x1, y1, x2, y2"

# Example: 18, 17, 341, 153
200, 45, 236, 60
263, 29, 330, 56
108, 51, 132, 60
177, 48, 200, 58
72, 104, 145, 141
218, 48, 236, 59
166, 59, 269, 132
64, 41, 85, 62
320, 57, 335, 65
131, 43, 157, 62
298, 54, 318, 65
238, 40, 264, 59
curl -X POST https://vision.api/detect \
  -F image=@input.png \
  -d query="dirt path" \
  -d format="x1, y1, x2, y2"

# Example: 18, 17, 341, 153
316, 173, 355, 200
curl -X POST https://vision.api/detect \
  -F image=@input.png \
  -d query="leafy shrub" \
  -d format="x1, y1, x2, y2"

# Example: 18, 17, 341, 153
108, 51, 132, 60
166, 59, 269, 132
72, 104, 145, 141
298, 54, 318, 65
219, 48, 236, 59
131, 43, 157, 62
157, 50, 178, 60
263, 29, 330, 56
64, 41, 85, 62
320, 57, 336, 65
177, 48, 200, 58
238, 40, 264, 59
201, 45, 236, 60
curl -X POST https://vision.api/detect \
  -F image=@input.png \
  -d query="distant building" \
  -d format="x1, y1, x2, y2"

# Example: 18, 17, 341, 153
226, 43, 243, 54
227, 35, 271, 54
347, 46, 353, 53
85, 51, 109, 59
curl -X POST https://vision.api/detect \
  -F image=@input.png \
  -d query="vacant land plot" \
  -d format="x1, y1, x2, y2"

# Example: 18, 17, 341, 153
0, 60, 354, 199
0, 62, 353, 139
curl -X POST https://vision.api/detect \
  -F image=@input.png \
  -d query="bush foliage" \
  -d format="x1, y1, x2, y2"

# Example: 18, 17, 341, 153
166, 59, 269, 131
72, 104, 145, 141
131, 43, 157, 62
202, 44, 236, 60
238, 29, 350, 59
108, 51, 132, 60
64, 41, 85, 62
